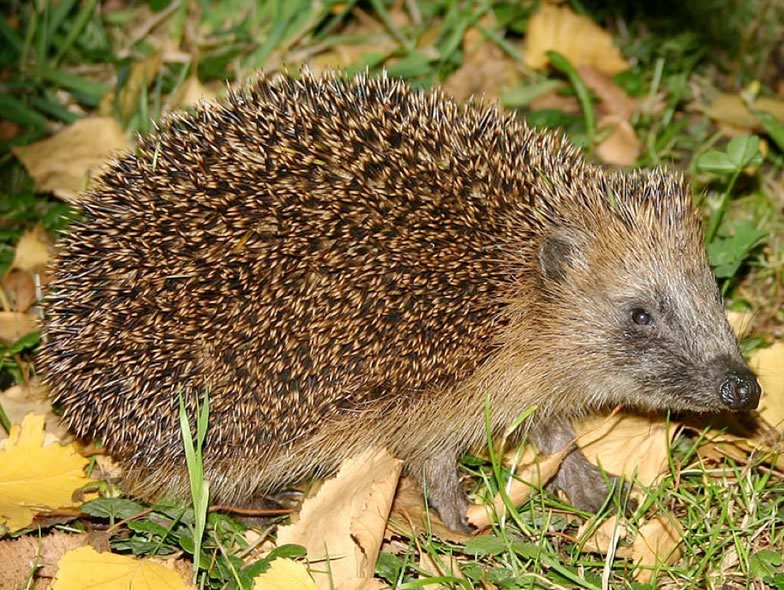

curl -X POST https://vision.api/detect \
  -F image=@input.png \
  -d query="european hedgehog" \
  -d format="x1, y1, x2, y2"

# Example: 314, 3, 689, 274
40, 71, 760, 530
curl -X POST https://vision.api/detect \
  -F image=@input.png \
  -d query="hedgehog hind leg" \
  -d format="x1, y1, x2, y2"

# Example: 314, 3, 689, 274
409, 451, 471, 533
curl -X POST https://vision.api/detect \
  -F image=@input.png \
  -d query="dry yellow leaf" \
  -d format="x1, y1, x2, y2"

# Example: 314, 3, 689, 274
574, 413, 676, 489
577, 515, 628, 555
443, 14, 519, 102
726, 310, 754, 337
0, 311, 37, 344
595, 115, 642, 166
12, 117, 131, 202
632, 516, 683, 583
277, 447, 402, 589
117, 53, 163, 121
0, 379, 67, 443
750, 342, 784, 432
167, 75, 217, 112
577, 65, 637, 120
524, 3, 628, 75
466, 446, 566, 529
386, 476, 472, 543
705, 94, 784, 130
336, 581, 387, 590
2, 269, 37, 313
51, 546, 190, 590
0, 414, 93, 532
418, 551, 465, 588
11, 224, 50, 273
253, 558, 316, 590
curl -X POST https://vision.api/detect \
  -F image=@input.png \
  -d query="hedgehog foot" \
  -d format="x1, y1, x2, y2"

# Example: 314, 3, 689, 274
411, 451, 471, 533
530, 418, 634, 514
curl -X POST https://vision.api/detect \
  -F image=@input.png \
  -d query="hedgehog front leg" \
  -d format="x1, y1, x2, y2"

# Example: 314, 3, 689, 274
411, 451, 470, 532
530, 418, 629, 513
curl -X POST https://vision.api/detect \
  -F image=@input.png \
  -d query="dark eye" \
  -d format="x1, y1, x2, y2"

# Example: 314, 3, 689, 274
631, 308, 654, 326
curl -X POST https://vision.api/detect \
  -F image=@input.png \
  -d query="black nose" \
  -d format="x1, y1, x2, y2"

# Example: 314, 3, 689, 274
719, 370, 761, 410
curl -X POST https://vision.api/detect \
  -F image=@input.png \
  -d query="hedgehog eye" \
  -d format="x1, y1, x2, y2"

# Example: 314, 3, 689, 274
631, 308, 654, 326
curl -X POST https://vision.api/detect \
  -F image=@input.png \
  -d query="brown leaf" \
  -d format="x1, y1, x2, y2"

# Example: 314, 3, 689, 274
574, 413, 676, 489
12, 117, 131, 202
11, 224, 50, 273
528, 91, 581, 114
631, 516, 683, 583
750, 342, 784, 432
418, 551, 465, 588
276, 448, 402, 590
166, 76, 217, 112
117, 53, 163, 121
387, 476, 472, 543
466, 446, 566, 530
524, 3, 628, 75
0, 379, 68, 443
595, 115, 642, 166
0, 120, 20, 142
0, 531, 86, 589
2, 269, 36, 313
577, 515, 629, 556
443, 15, 519, 102
705, 93, 784, 130
577, 65, 637, 119
0, 311, 37, 344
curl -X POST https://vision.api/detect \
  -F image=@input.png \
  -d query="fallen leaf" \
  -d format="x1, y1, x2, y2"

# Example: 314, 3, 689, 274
574, 413, 676, 489
2, 269, 36, 313
336, 581, 387, 590
466, 446, 566, 530
577, 65, 637, 119
631, 516, 683, 583
0, 414, 93, 532
11, 224, 50, 273
705, 94, 784, 130
0, 311, 37, 344
387, 476, 471, 543
51, 546, 191, 590
595, 115, 642, 166
750, 342, 784, 432
308, 13, 398, 72
0, 120, 20, 141
167, 75, 217, 112
418, 551, 465, 588
253, 558, 316, 590
277, 448, 402, 589
117, 53, 163, 121
529, 91, 581, 114
726, 310, 754, 337
12, 117, 131, 202
443, 15, 519, 102
0, 531, 86, 588
524, 3, 628, 75
577, 514, 629, 556
0, 379, 67, 443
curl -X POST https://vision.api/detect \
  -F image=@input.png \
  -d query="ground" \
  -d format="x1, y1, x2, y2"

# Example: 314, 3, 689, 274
0, 1, 783, 589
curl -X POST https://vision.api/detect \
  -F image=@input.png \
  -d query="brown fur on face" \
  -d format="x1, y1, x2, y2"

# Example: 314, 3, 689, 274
40, 71, 758, 530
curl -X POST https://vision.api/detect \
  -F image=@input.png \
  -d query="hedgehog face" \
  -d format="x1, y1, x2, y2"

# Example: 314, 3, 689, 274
537, 215, 760, 415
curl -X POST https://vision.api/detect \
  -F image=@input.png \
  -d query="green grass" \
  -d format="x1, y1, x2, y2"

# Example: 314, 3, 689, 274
1, 0, 783, 588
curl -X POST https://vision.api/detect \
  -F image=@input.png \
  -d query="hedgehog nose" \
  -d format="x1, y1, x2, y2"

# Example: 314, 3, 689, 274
719, 370, 761, 410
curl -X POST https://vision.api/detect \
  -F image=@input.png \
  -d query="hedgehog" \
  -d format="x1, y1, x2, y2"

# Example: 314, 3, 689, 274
39, 70, 761, 531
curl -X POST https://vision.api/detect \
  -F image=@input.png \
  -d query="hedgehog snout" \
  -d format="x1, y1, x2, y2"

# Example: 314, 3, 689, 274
718, 366, 761, 410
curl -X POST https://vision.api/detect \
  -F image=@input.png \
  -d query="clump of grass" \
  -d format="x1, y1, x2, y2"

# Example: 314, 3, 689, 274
178, 390, 210, 585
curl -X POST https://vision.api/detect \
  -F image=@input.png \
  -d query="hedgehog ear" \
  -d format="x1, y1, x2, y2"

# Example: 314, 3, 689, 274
539, 231, 584, 283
